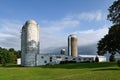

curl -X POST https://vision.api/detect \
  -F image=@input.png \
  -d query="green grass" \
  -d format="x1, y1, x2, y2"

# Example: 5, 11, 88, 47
0, 62, 120, 80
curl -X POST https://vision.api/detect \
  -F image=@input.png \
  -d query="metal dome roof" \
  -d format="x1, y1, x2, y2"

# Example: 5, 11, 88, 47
61, 49, 66, 51
26, 19, 38, 25
68, 34, 77, 38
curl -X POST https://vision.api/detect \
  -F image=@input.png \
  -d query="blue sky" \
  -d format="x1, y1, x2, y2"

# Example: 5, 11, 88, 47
0, 0, 115, 54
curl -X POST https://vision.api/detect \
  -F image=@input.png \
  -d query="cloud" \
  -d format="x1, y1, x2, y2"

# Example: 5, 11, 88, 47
0, 19, 22, 50
40, 20, 109, 53
40, 10, 107, 53
76, 10, 102, 21
40, 27, 67, 50
72, 27, 108, 46
0, 10, 108, 53
41, 10, 103, 29
0, 19, 108, 53
40, 26, 108, 53
41, 19, 80, 28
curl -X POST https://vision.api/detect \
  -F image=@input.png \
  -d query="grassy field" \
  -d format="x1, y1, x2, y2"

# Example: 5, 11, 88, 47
0, 62, 120, 80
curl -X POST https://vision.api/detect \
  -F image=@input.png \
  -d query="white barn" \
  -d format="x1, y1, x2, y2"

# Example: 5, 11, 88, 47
36, 54, 73, 66
78, 55, 107, 62
17, 54, 107, 66
20, 19, 107, 66
115, 56, 120, 62
17, 54, 73, 66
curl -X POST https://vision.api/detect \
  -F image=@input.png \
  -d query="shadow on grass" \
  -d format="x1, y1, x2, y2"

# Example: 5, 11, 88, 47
93, 67, 120, 71
40, 62, 117, 69
0, 62, 117, 69
0, 64, 23, 68
7, 64, 22, 67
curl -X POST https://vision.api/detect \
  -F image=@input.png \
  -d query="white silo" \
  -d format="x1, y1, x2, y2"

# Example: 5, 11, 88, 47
21, 19, 40, 66
68, 34, 78, 57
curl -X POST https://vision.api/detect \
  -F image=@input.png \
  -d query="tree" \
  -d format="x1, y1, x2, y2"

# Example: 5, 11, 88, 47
97, 35, 108, 55
8, 48, 18, 63
95, 56, 99, 63
9, 48, 21, 58
109, 54, 115, 62
0, 47, 21, 65
97, 24, 120, 55
0, 48, 9, 66
9, 48, 15, 52
98, 0, 120, 55
117, 60, 120, 67
107, 0, 120, 24
8, 52, 17, 63
15, 50, 21, 58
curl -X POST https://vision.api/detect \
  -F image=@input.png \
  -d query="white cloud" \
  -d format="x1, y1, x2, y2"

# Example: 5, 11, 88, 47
40, 26, 109, 53
0, 10, 107, 53
50, 20, 80, 27
0, 19, 22, 50
72, 27, 108, 46
40, 10, 106, 52
41, 19, 80, 28
76, 10, 102, 21
41, 10, 103, 29
40, 27, 67, 50
0, 19, 108, 53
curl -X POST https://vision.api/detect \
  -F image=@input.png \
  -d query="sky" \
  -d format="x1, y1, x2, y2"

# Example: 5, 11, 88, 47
0, 0, 115, 54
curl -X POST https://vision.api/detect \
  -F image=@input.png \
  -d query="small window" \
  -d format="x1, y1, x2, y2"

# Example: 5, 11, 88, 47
56, 56, 61, 58
50, 57, 52, 62
65, 57, 68, 59
44, 61, 47, 63
89, 58, 91, 60
84, 58, 87, 61
50, 59, 52, 62
50, 57, 52, 59
78, 58, 81, 60
41, 56, 44, 59
73, 58, 75, 60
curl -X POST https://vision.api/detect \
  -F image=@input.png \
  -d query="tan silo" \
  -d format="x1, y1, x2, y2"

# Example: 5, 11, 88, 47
68, 34, 78, 57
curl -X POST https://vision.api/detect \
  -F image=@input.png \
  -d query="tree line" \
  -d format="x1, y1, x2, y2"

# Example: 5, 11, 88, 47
97, 0, 120, 62
0, 47, 21, 66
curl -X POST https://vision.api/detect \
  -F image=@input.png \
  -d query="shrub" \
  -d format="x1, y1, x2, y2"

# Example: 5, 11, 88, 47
109, 54, 115, 62
117, 60, 120, 67
95, 56, 99, 63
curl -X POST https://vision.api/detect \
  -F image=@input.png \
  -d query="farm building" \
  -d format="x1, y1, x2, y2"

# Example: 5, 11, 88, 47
20, 19, 107, 66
